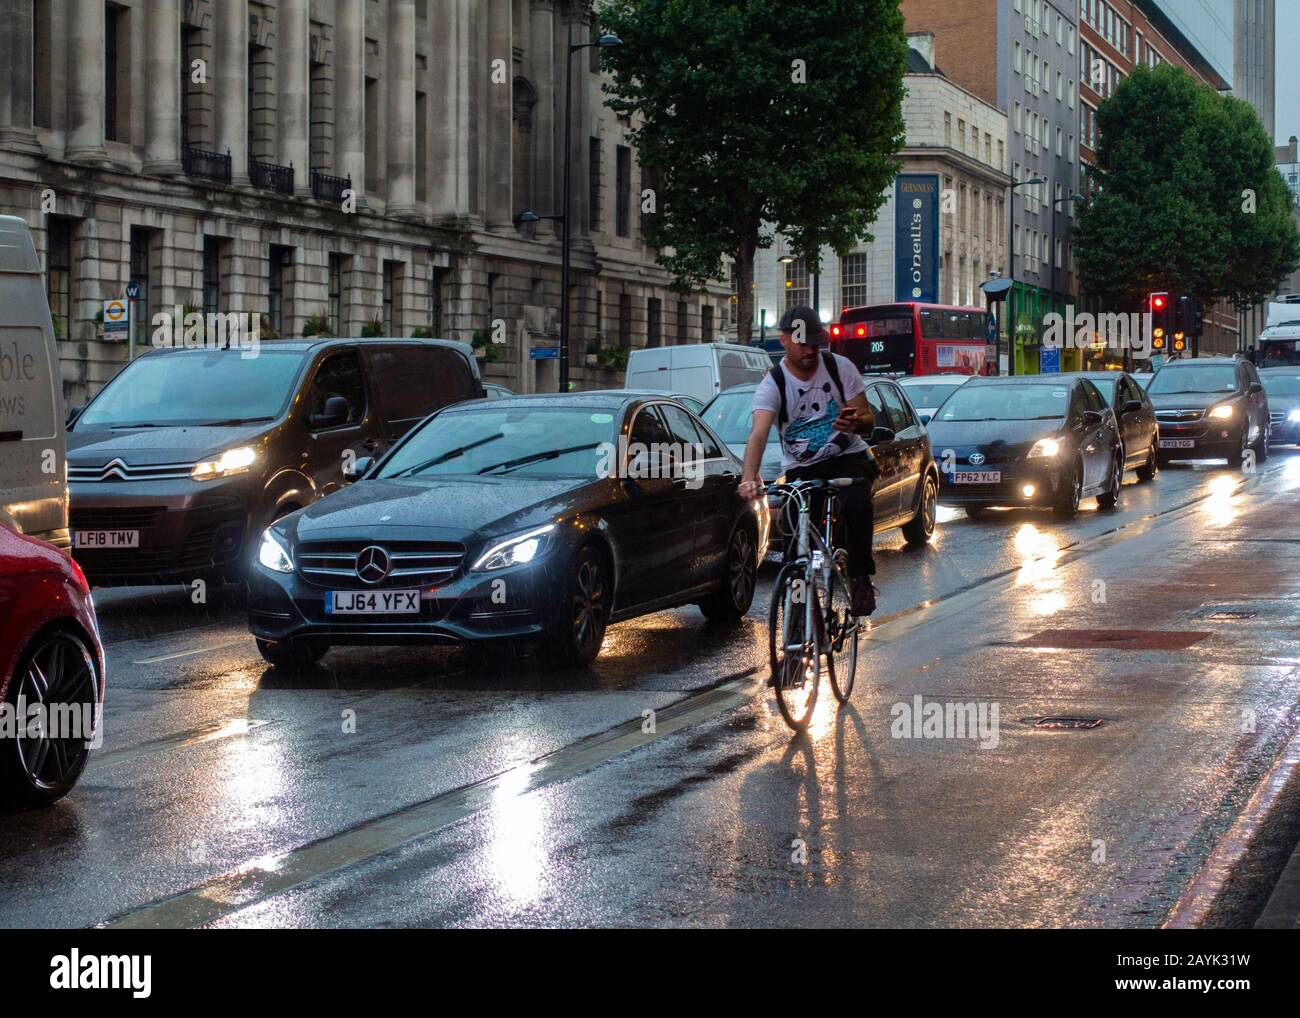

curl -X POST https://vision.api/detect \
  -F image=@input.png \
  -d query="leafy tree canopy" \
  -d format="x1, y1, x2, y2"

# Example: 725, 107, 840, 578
599, 0, 908, 342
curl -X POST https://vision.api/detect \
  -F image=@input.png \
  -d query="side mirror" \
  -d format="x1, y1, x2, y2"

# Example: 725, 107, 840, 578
868, 426, 896, 445
343, 455, 372, 483
1082, 409, 1103, 426
1122, 399, 1142, 413
1249, 382, 1264, 395
309, 395, 350, 430
65, 405, 85, 428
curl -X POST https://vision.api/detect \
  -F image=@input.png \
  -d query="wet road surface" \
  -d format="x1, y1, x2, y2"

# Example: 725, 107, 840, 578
5, 452, 1300, 927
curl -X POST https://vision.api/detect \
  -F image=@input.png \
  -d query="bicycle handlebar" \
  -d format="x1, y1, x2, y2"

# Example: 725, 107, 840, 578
762, 477, 855, 495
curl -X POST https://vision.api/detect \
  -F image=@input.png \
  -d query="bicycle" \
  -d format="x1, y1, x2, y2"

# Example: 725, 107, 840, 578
764, 477, 862, 731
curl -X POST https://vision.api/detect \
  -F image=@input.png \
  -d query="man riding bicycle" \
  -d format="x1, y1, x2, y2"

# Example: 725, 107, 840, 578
738, 306, 879, 616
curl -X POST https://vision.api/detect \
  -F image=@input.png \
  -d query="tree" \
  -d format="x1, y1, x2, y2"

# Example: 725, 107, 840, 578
599, 0, 908, 344
1075, 63, 1299, 316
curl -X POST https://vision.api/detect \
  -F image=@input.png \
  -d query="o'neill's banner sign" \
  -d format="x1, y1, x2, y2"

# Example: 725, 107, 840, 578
894, 174, 940, 304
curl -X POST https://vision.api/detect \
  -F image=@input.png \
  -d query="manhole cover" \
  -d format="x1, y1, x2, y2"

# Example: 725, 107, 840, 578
1032, 716, 1105, 730
1017, 629, 1210, 651
1207, 610, 1258, 620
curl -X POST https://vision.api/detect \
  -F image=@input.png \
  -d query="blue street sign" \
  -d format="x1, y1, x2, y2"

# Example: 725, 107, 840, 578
529, 346, 559, 360
1040, 345, 1060, 373
986, 311, 997, 342
125, 280, 142, 300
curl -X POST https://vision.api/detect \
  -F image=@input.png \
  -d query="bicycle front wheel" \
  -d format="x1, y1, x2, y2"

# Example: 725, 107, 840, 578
769, 562, 820, 731
825, 554, 859, 703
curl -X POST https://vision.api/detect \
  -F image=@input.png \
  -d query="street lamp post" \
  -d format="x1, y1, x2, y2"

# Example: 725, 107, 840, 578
1005, 175, 1046, 376
1050, 192, 1084, 365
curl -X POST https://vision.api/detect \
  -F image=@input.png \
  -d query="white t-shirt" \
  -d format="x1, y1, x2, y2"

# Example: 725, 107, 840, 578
751, 353, 869, 472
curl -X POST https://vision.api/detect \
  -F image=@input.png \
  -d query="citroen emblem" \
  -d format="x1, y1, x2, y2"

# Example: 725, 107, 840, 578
355, 545, 390, 584
969, 452, 986, 466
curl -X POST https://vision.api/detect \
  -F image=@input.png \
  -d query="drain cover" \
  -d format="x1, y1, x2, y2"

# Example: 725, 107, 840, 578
1207, 610, 1258, 620
1033, 716, 1105, 730
1017, 629, 1210, 651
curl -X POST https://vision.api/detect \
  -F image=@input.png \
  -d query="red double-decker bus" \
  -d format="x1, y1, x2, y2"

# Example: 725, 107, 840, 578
829, 302, 995, 376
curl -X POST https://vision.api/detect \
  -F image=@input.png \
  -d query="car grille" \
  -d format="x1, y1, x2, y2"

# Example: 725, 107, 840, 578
296, 540, 466, 589
1270, 411, 1288, 427
70, 506, 167, 530
70, 458, 195, 482
1156, 408, 1204, 423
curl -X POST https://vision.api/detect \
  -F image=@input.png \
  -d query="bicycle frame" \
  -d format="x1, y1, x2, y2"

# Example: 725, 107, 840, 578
780, 481, 854, 656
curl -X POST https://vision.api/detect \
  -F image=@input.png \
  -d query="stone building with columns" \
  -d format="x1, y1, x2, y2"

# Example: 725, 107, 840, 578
0, 0, 730, 406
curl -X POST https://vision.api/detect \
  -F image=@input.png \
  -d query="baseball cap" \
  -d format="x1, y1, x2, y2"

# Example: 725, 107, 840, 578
778, 305, 829, 347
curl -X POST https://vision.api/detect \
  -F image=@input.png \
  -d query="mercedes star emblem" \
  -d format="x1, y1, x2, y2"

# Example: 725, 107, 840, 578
355, 545, 391, 584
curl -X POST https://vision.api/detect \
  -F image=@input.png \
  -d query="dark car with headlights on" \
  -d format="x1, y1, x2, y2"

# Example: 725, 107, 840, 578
1065, 371, 1159, 482
928, 375, 1123, 519
248, 393, 769, 668
1260, 368, 1300, 446
65, 338, 481, 586
1147, 357, 1269, 467
702, 378, 940, 548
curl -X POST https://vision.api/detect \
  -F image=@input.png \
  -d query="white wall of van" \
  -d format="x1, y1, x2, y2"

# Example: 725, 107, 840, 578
0, 216, 68, 547
623, 343, 771, 403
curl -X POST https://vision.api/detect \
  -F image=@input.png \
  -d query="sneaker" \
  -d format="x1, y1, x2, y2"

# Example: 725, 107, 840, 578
850, 577, 878, 616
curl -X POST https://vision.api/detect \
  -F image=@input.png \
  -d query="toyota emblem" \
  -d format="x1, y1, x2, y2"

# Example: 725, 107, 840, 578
355, 545, 391, 584
969, 452, 986, 466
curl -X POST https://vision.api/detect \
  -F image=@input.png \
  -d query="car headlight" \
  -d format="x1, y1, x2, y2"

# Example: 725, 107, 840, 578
258, 530, 293, 573
472, 524, 557, 571
1287, 409, 1300, 423
1208, 405, 1234, 419
192, 445, 257, 481
1027, 437, 1060, 458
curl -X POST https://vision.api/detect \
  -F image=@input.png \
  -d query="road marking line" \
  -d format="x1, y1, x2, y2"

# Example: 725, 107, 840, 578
86, 719, 277, 772
103, 668, 761, 929
132, 638, 250, 664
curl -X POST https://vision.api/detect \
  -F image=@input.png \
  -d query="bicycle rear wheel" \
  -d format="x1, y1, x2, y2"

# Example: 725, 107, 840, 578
825, 552, 859, 703
769, 562, 820, 731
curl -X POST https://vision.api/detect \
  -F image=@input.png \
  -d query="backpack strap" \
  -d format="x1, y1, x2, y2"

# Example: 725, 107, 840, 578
769, 362, 789, 427
821, 350, 846, 405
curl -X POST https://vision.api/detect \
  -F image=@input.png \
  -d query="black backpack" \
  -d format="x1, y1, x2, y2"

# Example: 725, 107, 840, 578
769, 350, 847, 427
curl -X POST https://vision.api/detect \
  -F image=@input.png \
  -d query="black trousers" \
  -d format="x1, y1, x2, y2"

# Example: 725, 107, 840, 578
784, 451, 876, 578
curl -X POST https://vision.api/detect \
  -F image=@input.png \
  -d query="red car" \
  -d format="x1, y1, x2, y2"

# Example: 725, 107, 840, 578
0, 527, 105, 807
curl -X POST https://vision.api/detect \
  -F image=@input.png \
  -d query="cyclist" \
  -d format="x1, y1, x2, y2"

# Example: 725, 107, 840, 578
738, 305, 880, 616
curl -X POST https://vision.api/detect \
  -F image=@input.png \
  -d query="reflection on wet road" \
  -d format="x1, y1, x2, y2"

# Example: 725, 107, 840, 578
4, 453, 1299, 928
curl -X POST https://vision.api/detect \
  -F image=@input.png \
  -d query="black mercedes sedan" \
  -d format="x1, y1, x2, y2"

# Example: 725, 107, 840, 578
247, 392, 769, 669
927, 375, 1124, 519
1260, 368, 1300, 446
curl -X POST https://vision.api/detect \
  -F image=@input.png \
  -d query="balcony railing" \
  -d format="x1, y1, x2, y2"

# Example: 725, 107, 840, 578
251, 159, 295, 195
311, 169, 352, 205
183, 146, 232, 184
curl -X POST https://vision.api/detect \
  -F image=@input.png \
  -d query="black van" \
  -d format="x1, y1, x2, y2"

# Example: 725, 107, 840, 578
65, 338, 482, 586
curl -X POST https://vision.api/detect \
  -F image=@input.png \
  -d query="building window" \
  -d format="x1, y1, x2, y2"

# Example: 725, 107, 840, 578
640, 165, 659, 246
105, 3, 124, 142
647, 297, 661, 347
615, 145, 631, 237
677, 299, 689, 342
588, 137, 601, 231
944, 112, 951, 146
46, 218, 72, 339
701, 304, 713, 343
203, 237, 221, 315
783, 258, 809, 311
618, 292, 632, 349
129, 227, 151, 349
268, 245, 292, 337
365, 77, 380, 194
416, 91, 428, 203
383, 261, 399, 335
34, 0, 52, 128
430, 265, 443, 336
328, 254, 345, 335
841, 253, 868, 308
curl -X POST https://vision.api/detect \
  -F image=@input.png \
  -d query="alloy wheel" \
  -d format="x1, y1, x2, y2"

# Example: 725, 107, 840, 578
13, 634, 98, 792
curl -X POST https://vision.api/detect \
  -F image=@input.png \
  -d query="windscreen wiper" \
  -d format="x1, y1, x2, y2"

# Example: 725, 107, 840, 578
392, 432, 504, 476
195, 416, 276, 427
477, 443, 602, 475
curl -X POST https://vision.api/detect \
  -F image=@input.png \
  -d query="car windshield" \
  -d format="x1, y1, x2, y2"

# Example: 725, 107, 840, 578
1262, 373, 1300, 397
77, 349, 304, 427
701, 390, 777, 446
934, 384, 1070, 422
900, 381, 963, 406
379, 405, 617, 479
1147, 364, 1238, 395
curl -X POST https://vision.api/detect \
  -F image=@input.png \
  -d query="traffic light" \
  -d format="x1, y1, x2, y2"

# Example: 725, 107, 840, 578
1149, 291, 1169, 350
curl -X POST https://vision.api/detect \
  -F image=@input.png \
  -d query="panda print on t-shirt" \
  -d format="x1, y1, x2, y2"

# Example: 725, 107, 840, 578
783, 379, 856, 466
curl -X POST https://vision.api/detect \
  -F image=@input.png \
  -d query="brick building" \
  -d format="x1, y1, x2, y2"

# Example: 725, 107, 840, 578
0, 0, 730, 407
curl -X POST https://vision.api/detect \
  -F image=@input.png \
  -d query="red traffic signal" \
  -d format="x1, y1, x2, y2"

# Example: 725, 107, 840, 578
1150, 292, 1167, 312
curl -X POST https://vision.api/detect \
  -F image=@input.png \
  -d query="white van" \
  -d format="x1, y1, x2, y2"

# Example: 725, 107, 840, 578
0, 216, 68, 548
624, 342, 772, 403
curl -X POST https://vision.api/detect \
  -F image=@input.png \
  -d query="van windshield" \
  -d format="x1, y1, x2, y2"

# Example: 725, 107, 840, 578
77, 349, 305, 428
